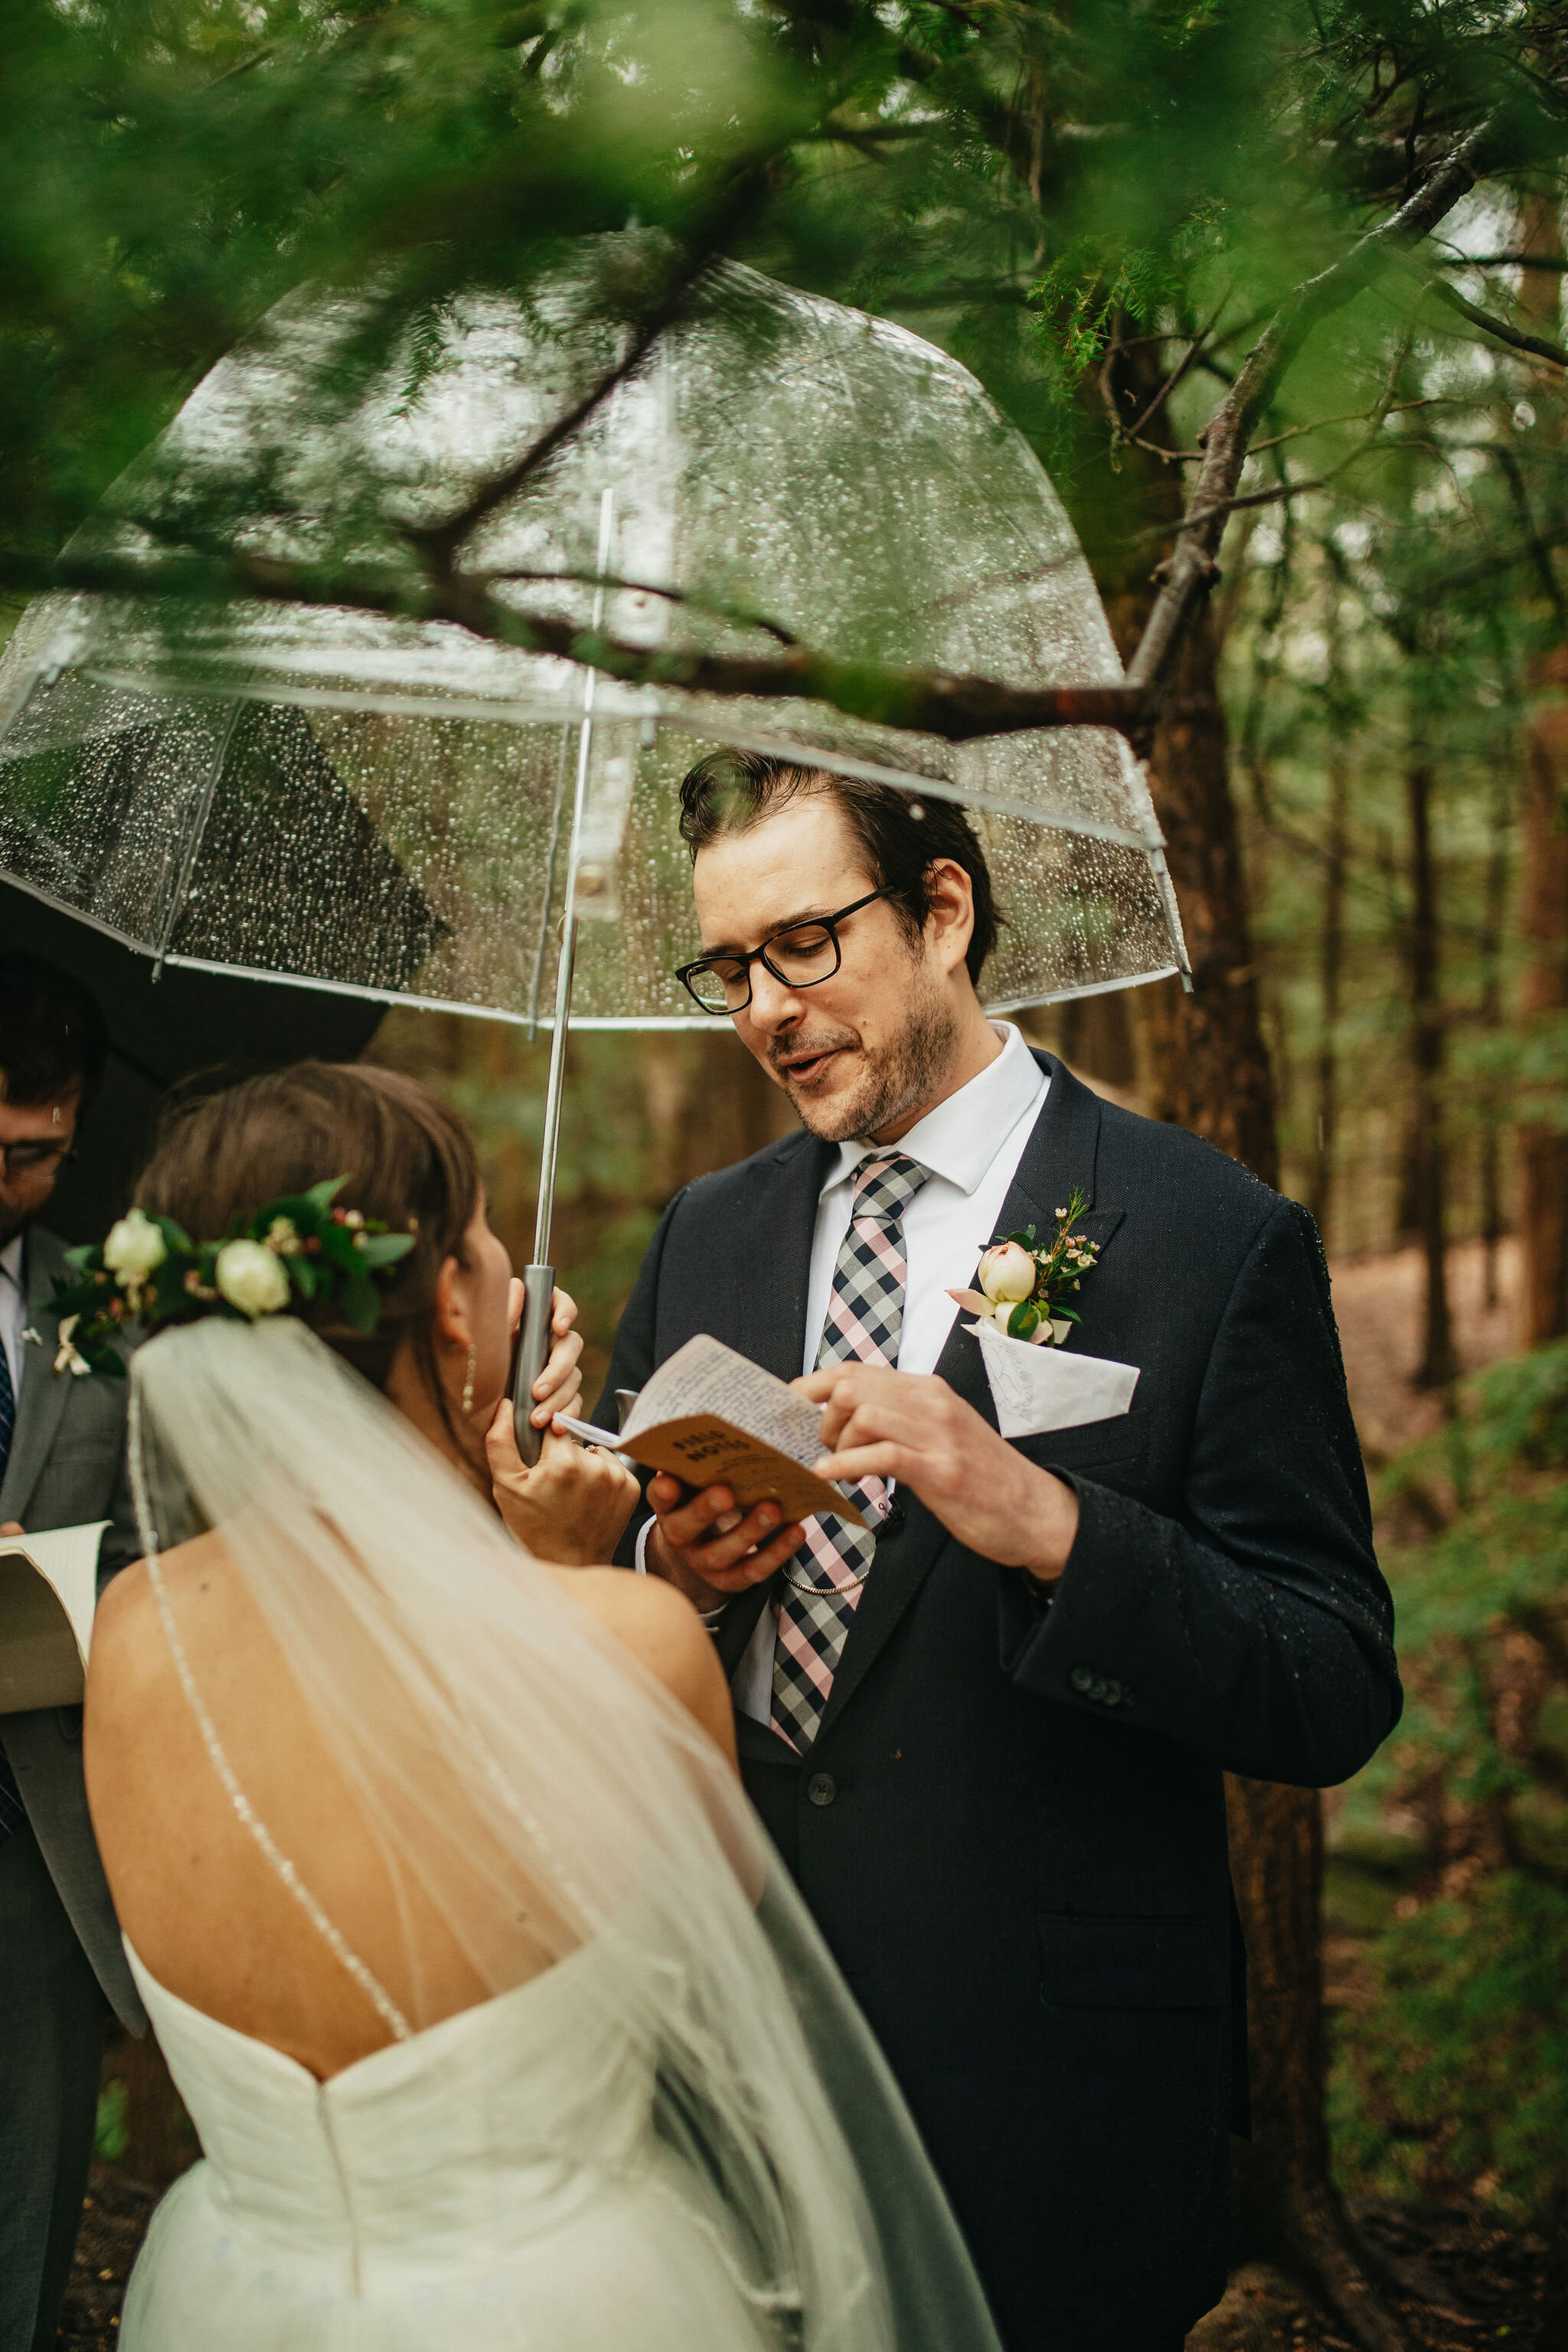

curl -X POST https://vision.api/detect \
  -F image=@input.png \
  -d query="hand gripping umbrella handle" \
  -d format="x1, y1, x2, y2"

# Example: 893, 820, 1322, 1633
511, 1264, 557, 1468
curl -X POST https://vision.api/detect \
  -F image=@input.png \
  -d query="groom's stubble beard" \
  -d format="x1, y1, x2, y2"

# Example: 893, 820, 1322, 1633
771, 964, 961, 1144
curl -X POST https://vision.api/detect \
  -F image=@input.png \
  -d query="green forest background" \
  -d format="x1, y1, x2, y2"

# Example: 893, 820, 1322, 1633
7, 2, 1568, 2341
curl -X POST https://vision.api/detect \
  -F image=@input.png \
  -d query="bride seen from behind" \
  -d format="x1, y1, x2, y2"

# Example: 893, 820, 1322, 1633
81, 1063, 1002, 2352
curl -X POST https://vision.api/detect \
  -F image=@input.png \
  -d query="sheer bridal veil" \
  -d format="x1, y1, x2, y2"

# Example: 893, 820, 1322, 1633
127, 1315, 1001, 2352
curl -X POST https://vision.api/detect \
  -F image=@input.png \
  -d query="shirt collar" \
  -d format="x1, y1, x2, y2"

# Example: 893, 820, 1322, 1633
824, 1022, 1046, 1199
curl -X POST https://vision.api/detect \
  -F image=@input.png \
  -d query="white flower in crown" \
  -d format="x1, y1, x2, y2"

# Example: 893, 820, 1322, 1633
103, 1207, 168, 1282
214, 1239, 292, 1319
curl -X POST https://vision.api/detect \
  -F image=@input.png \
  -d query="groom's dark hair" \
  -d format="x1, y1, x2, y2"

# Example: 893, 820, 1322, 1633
678, 750, 1001, 984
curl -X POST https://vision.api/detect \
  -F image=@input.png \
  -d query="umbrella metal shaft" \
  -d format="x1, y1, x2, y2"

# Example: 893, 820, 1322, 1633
514, 488, 615, 1464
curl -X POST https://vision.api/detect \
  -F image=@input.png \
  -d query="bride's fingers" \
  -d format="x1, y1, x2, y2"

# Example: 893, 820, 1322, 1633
507, 1276, 525, 1339
550, 1285, 579, 1334
484, 1395, 526, 1479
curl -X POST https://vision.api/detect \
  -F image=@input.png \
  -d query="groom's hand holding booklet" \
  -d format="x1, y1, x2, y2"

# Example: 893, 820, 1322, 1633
556, 1333, 867, 1530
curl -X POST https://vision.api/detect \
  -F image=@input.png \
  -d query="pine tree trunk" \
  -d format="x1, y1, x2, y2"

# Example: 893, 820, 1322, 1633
1514, 198, 1568, 1347
1403, 750, 1456, 1387
1082, 328, 1410, 2352
1309, 740, 1350, 1236
1478, 769, 1509, 1312
1518, 667, 1568, 1345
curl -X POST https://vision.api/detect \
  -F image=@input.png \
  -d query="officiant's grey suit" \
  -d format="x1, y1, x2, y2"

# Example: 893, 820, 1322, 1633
599, 1054, 1401, 2352
1, 1226, 144, 2352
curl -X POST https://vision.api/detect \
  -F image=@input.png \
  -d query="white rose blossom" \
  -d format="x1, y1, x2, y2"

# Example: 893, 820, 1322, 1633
978, 1242, 1036, 1305
214, 1238, 292, 1319
103, 1207, 168, 1282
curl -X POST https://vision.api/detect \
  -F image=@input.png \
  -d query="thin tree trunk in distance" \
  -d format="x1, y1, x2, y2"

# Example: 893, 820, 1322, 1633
1309, 730, 1351, 1236
1478, 767, 1509, 1311
1515, 197, 1568, 1347
1404, 750, 1456, 1386
1517, 670, 1568, 1344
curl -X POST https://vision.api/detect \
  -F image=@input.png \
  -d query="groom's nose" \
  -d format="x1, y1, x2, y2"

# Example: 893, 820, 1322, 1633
743, 963, 806, 1033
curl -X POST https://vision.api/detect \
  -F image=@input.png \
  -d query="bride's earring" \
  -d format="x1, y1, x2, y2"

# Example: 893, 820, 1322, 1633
461, 1342, 476, 1420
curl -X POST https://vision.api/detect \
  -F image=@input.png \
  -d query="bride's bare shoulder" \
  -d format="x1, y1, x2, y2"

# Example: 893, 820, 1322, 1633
88, 1530, 236, 1704
547, 1567, 737, 1769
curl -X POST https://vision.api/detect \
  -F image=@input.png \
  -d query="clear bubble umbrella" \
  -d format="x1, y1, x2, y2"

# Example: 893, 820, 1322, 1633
0, 258, 1188, 1447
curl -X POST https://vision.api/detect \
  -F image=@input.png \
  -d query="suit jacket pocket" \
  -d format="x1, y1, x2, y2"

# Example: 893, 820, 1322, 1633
1024, 1402, 1149, 1476
1039, 1913, 1223, 2010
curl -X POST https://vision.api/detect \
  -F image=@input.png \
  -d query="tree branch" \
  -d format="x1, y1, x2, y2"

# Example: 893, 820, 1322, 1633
404, 156, 777, 568
1125, 110, 1514, 704
40, 544, 1152, 742
1426, 276, 1568, 367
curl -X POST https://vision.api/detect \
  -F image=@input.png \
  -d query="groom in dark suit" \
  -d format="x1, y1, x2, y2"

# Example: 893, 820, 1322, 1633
599, 752, 1400, 2352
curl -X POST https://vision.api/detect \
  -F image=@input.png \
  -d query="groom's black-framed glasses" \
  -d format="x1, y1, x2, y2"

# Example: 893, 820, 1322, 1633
675, 889, 891, 1015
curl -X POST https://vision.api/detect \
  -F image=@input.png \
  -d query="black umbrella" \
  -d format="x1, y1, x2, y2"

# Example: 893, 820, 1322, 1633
3, 875, 387, 1245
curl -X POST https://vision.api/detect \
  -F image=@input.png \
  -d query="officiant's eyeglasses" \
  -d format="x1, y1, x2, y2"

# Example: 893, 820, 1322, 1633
2, 1139, 77, 1184
676, 890, 891, 1014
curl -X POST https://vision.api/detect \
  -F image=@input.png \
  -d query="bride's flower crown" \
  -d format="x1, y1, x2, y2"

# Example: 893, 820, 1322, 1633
51, 1178, 416, 1377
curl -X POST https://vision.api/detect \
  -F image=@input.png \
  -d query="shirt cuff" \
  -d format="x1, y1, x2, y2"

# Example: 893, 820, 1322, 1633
636, 1514, 729, 1632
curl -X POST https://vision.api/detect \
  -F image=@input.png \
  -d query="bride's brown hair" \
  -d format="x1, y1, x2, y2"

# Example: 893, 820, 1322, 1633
135, 1061, 480, 1410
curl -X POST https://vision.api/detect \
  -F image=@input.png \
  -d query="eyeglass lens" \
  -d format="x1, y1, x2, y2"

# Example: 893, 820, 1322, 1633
686, 921, 840, 1011
3, 1141, 71, 1179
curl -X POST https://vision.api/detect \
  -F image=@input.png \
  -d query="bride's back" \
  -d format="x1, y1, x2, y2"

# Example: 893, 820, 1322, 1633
87, 1527, 518, 2077
81, 1062, 731, 2080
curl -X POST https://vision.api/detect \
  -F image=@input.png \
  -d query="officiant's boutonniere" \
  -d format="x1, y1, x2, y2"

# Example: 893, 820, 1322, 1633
948, 1187, 1100, 1348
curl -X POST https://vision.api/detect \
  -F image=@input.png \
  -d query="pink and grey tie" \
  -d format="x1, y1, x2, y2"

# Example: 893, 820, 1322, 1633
771, 1152, 929, 1752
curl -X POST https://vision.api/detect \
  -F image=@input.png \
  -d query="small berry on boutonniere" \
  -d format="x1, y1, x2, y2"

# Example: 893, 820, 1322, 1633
947, 1187, 1100, 1348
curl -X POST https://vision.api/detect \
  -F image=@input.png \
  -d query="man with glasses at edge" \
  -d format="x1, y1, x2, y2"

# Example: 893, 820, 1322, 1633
596, 750, 1401, 2352
0, 953, 146, 2352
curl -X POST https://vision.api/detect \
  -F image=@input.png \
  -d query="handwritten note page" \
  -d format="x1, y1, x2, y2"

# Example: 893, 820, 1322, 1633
618, 1336, 867, 1530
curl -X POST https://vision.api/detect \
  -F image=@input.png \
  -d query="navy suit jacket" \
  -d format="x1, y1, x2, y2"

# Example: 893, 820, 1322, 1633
597, 1055, 1400, 2352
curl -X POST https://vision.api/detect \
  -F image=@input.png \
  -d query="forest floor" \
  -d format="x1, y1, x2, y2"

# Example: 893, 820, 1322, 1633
54, 1237, 1547, 2351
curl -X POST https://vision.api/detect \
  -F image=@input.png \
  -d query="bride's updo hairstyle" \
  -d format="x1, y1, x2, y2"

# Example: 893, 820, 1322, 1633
136, 1061, 479, 1410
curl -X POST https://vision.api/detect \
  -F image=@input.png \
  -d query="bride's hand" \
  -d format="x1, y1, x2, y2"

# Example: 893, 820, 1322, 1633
515, 1283, 586, 1432
484, 1411, 640, 1566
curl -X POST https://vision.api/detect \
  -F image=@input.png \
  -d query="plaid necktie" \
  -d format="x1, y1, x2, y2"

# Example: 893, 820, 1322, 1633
0, 1331, 24, 1845
771, 1152, 929, 1752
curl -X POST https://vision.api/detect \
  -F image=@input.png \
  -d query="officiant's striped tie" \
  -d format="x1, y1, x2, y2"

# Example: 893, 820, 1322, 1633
771, 1152, 929, 1753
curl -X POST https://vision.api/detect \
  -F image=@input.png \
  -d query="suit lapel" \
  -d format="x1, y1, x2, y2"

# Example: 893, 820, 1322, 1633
724, 1132, 838, 1385
0, 1231, 74, 1524
813, 1057, 1112, 1743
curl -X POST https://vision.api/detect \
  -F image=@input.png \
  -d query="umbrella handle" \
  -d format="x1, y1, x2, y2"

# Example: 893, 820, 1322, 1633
511, 1263, 557, 1468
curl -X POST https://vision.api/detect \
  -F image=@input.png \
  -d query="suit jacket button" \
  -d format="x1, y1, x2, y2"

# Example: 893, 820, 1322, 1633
1089, 1677, 1109, 1704
807, 1772, 837, 1808
1070, 1665, 1094, 1694
1103, 1679, 1122, 1707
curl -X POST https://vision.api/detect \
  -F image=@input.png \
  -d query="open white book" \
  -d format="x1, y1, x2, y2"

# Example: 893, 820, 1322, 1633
0, 1521, 111, 1712
558, 1334, 867, 1530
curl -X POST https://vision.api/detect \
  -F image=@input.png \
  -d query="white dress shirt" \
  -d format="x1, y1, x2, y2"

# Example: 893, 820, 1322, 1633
0, 1233, 28, 1410
730, 1022, 1049, 1722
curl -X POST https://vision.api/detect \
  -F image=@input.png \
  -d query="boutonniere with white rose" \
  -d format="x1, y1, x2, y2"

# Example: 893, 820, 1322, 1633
948, 1187, 1100, 1348
48, 1179, 415, 1376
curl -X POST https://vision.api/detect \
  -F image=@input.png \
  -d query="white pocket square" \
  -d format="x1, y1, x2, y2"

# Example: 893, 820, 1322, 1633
969, 1320, 1140, 1439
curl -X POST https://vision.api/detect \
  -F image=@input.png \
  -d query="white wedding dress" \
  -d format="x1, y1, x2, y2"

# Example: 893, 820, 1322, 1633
121, 1936, 776, 2351
109, 1316, 1004, 2352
